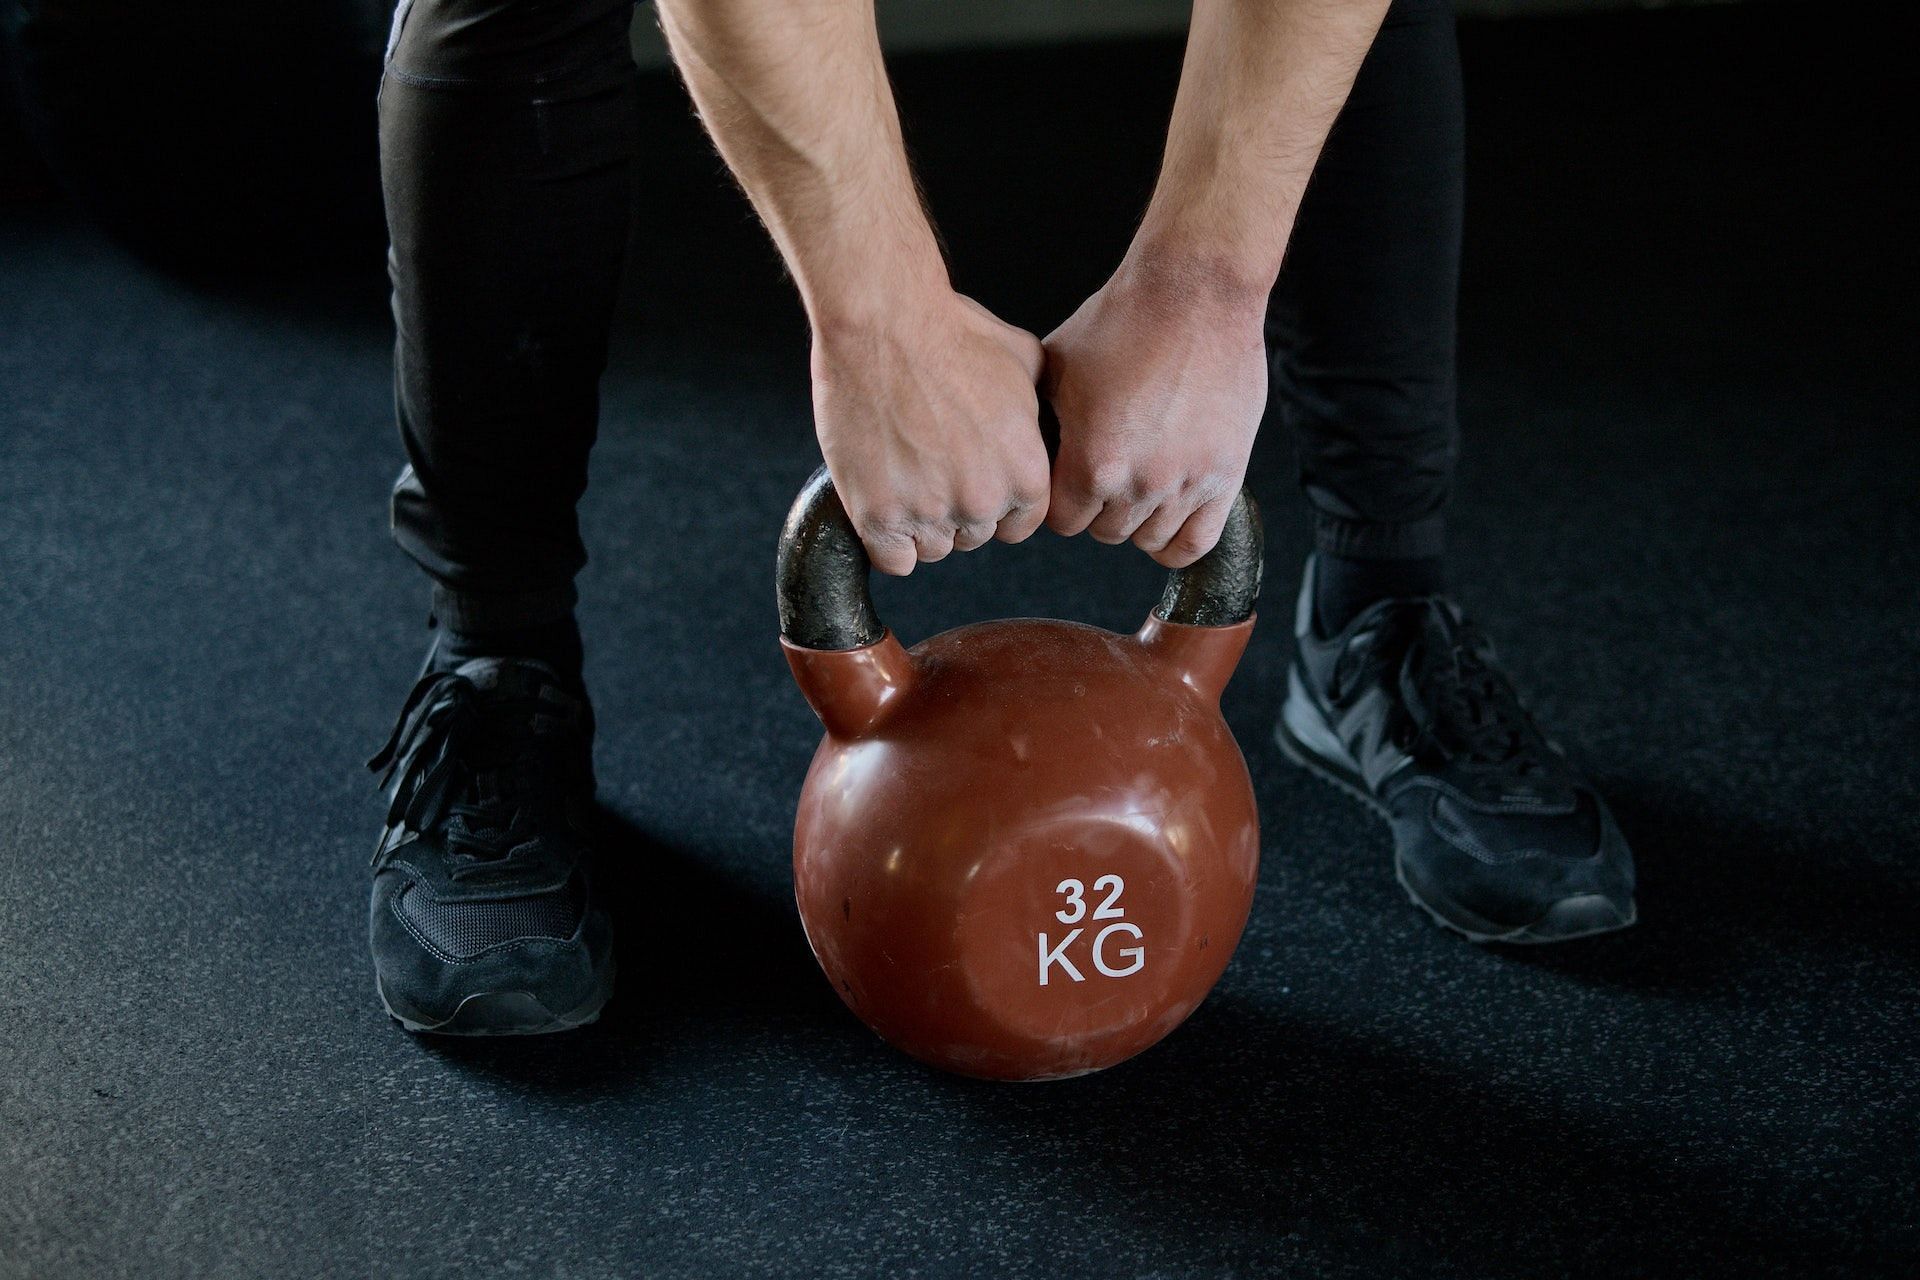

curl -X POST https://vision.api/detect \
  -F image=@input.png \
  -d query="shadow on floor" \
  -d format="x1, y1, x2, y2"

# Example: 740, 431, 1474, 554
1495, 777, 1920, 997
410, 809, 1884, 1274
409, 809, 830, 1091
942, 989, 1865, 1275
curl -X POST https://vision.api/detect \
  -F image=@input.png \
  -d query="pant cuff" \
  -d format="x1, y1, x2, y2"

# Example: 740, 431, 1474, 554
431, 582, 578, 634
1314, 513, 1447, 561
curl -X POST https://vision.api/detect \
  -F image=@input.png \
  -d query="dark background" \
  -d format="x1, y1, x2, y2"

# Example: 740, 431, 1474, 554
1, 2, 1916, 1277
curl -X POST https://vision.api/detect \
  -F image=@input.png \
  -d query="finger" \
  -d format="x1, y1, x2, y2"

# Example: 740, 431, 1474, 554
994, 498, 1047, 545
996, 450, 1051, 544
912, 526, 957, 564
1087, 496, 1154, 546
951, 519, 996, 553
1148, 492, 1235, 570
1131, 496, 1200, 557
863, 531, 919, 578
1046, 469, 1104, 536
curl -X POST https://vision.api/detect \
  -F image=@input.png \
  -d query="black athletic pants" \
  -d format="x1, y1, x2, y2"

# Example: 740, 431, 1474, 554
380, 0, 1463, 634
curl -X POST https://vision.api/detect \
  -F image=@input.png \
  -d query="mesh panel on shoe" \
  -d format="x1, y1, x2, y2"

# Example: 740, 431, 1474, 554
397, 881, 584, 958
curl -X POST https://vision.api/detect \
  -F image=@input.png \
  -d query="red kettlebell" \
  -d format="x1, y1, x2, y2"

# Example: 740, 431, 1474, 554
776, 467, 1265, 1081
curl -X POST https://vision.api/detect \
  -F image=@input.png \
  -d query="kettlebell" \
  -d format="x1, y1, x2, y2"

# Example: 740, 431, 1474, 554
777, 467, 1264, 1081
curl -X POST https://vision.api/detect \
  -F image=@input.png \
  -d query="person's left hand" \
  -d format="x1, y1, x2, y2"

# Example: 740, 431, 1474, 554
1042, 254, 1269, 568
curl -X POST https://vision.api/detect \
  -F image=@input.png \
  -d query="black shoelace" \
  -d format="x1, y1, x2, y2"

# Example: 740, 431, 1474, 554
366, 670, 573, 870
1338, 601, 1553, 787
1403, 609, 1551, 782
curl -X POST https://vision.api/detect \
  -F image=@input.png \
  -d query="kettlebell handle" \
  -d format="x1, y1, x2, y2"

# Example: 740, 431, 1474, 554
777, 465, 1264, 651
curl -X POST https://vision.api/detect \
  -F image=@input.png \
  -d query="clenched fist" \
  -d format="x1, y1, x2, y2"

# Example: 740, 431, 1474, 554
813, 292, 1051, 577
1043, 254, 1268, 568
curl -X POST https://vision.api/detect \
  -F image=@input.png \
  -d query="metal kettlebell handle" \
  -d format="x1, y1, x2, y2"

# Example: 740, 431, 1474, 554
776, 465, 1264, 651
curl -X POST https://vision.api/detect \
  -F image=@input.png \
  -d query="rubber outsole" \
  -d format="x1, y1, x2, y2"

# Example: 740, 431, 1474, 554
379, 955, 616, 1036
1274, 690, 1635, 946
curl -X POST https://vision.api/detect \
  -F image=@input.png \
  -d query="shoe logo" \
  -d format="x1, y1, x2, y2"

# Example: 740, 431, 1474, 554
1332, 688, 1411, 792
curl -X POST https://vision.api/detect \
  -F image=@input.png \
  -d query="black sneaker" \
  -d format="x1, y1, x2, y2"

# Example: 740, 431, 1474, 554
365, 652, 614, 1033
1275, 556, 1636, 943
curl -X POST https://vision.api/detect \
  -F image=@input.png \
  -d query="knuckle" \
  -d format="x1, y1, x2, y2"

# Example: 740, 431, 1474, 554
900, 505, 947, 534
1191, 475, 1235, 508
955, 490, 1006, 528
1013, 475, 1050, 510
1139, 464, 1185, 501
1061, 478, 1102, 509
1010, 456, 1051, 504
851, 502, 908, 538
1053, 462, 1098, 502
1086, 460, 1132, 498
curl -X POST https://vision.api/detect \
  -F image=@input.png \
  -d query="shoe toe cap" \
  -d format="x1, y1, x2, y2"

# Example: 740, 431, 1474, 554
1393, 785, 1637, 941
370, 872, 612, 1032
393, 878, 585, 960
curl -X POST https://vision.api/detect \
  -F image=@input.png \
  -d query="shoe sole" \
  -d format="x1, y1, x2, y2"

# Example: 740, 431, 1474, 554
379, 954, 616, 1036
1275, 676, 1635, 946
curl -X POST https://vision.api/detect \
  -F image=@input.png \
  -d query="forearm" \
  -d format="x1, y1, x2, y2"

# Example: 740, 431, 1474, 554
656, 0, 946, 326
1132, 0, 1393, 303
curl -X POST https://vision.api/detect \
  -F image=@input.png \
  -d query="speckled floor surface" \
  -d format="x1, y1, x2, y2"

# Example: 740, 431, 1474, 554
2, 6, 1914, 1277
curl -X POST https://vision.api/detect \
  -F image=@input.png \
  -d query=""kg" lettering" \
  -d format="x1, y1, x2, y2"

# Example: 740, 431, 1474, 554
1038, 876, 1146, 985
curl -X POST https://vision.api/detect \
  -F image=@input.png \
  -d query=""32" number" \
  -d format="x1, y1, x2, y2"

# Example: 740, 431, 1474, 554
1054, 874, 1127, 924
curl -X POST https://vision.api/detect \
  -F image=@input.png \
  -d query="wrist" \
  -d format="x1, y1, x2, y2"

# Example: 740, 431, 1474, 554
789, 194, 950, 333
1128, 155, 1295, 310
805, 246, 954, 342
1108, 235, 1274, 329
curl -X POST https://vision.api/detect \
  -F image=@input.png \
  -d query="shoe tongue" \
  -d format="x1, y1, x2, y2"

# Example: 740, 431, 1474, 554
446, 658, 570, 772
453, 660, 572, 752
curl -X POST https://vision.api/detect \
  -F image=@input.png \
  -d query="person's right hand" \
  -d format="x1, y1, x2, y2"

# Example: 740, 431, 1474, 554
812, 291, 1051, 576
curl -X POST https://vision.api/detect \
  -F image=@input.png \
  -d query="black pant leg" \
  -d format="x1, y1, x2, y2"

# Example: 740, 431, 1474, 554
380, 0, 641, 632
1267, 0, 1464, 562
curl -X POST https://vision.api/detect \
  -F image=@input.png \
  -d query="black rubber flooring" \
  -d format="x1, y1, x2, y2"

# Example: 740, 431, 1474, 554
2, 5, 1915, 1277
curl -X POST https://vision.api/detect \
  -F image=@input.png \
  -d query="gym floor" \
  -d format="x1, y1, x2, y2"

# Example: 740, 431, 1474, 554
2, 4, 1914, 1277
